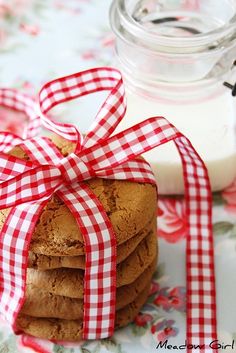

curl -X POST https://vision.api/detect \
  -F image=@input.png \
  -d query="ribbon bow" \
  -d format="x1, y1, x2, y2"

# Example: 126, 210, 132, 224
0, 67, 217, 351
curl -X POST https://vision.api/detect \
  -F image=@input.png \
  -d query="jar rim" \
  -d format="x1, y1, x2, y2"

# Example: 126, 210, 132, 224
110, 0, 236, 50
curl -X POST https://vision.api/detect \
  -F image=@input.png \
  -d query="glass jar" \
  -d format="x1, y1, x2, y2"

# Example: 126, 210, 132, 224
110, 0, 236, 194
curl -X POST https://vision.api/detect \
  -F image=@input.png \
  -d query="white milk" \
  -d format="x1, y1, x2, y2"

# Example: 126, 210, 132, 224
117, 89, 236, 194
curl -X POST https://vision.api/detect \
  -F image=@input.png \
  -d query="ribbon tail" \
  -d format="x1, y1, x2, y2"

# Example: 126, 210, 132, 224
57, 183, 116, 339
0, 198, 50, 329
174, 135, 217, 353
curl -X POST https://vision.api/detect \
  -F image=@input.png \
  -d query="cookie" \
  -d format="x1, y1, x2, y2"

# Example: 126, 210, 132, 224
26, 227, 157, 299
28, 217, 155, 270
0, 137, 157, 256
17, 283, 151, 341
21, 258, 156, 319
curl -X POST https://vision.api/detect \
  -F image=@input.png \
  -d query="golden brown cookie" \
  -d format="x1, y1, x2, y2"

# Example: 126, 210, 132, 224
21, 258, 156, 319
26, 227, 157, 298
28, 217, 155, 270
0, 137, 157, 256
17, 283, 151, 341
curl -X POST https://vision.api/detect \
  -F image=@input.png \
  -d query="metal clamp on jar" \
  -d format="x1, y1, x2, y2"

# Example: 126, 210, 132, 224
110, 0, 236, 194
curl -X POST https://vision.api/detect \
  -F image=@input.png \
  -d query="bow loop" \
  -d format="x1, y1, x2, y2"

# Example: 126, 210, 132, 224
37, 67, 124, 151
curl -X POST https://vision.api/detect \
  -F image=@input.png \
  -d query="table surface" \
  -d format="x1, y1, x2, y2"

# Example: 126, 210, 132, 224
0, 1, 236, 352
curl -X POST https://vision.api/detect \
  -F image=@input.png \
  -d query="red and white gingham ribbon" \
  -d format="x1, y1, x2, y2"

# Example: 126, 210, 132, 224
0, 67, 217, 351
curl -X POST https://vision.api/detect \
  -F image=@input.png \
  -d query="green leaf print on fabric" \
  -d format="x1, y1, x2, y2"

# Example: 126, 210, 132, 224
81, 338, 125, 353
131, 324, 148, 337
153, 263, 165, 281
0, 335, 18, 353
229, 225, 236, 239
212, 193, 226, 206
53, 345, 75, 353
213, 222, 234, 236
81, 348, 92, 353
101, 338, 124, 353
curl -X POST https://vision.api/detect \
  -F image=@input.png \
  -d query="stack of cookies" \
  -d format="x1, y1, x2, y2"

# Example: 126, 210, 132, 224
0, 137, 158, 341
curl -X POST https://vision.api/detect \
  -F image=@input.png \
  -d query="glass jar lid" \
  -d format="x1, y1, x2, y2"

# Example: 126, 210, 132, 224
111, 0, 236, 52
110, 0, 236, 83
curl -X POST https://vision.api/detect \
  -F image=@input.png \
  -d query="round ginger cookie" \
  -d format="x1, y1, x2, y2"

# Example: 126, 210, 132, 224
17, 283, 151, 341
21, 258, 156, 319
28, 217, 155, 270
26, 226, 157, 298
0, 136, 157, 257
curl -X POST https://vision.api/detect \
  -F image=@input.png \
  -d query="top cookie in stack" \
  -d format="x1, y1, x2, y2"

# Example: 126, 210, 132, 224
0, 136, 158, 341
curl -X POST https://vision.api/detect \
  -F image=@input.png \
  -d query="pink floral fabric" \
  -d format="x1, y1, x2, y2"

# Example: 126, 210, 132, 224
0, 107, 27, 135
222, 179, 236, 214
158, 198, 187, 243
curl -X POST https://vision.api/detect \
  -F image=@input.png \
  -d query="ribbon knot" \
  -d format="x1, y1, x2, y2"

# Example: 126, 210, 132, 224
58, 154, 94, 185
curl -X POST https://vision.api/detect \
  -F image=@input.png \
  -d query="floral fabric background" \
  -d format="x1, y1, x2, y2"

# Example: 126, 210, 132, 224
0, 0, 236, 352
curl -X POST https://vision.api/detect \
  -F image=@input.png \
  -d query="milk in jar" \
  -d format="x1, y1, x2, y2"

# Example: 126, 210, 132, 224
110, 0, 236, 194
